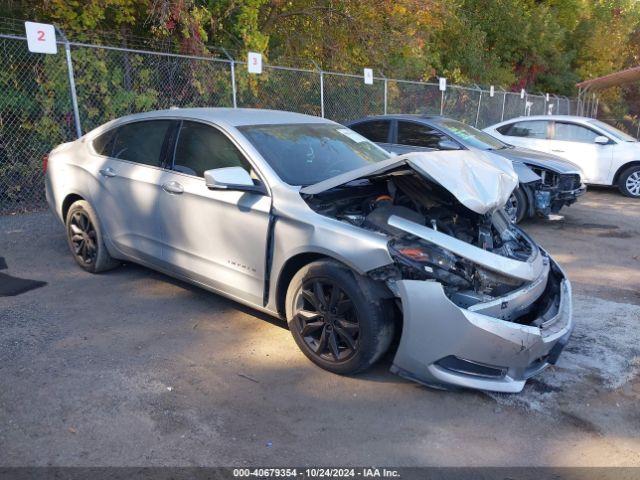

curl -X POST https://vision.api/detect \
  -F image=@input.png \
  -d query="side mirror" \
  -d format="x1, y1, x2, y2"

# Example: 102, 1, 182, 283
437, 139, 461, 150
204, 167, 265, 194
594, 135, 610, 145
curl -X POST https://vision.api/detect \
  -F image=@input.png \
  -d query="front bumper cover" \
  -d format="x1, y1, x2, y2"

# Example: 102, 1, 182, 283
390, 259, 573, 393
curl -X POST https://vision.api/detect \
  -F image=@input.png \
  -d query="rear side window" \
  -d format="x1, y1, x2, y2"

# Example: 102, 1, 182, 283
397, 121, 449, 148
92, 129, 116, 156
553, 122, 599, 143
172, 121, 250, 177
350, 120, 391, 143
107, 120, 172, 167
497, 121, 548, 139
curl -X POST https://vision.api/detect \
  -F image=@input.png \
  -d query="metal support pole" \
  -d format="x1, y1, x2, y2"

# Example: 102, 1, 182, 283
311, 61, 324, 118
64, 41, 82, 138
440, 90, 444, 115
636, 121, 640, 140
594, 97, 599, 118
523, 94, 528, 116
500, 88, 507, 121
221, 48, 237, 108
55, 26, 82, 138
320, 71, 325, 118
474, 88, 482, 127
230, 61, 237, 108
383, 76, 388, 115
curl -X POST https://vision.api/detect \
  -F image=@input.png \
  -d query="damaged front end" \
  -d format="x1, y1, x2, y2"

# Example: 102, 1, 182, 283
302, 151, 573, 393
527, 165, 586, 216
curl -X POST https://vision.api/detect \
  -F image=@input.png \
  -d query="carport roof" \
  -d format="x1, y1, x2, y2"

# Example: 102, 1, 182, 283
576, 66, 640, 91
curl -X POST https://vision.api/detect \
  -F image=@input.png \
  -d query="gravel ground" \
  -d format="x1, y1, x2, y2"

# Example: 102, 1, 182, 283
1, 187, 639, 466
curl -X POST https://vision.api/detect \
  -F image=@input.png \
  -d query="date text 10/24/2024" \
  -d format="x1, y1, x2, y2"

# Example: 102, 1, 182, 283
233, 468, 401, 478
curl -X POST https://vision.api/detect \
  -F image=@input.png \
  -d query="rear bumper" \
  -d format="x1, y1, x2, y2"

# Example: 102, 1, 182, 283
391, 258, 573, 393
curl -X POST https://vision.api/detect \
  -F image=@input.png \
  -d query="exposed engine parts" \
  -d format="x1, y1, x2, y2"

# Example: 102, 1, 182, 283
303, 167, 538, 304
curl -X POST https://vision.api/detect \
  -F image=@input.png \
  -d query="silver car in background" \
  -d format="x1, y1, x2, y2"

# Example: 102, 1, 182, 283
45, 108, 573, 393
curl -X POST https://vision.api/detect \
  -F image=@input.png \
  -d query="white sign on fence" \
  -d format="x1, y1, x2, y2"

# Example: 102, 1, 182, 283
439, 77, 447, 91
247, 52, 262, 74
490, 85, 495, 97
363, 68, 373, 85
520, 88, 526, 99
546, 93, 550, 102
24, 21, 57, 54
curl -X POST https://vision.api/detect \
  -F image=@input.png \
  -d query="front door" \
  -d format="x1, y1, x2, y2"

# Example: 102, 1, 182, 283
545, 121, 613, 184
158, 120, 271, 306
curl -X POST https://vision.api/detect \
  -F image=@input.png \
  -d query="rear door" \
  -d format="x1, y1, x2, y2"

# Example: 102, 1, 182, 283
494, 120, 551, 152
348, 120, 393, 152
90, 119, 174, 263
389, 120, 454, 154
158, 120, 271, 306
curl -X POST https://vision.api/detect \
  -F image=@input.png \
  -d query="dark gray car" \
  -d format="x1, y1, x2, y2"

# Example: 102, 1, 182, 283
347, 115, 586, 223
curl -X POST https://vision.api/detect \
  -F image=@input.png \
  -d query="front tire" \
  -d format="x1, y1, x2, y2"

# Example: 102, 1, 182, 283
65, 200, 120, 273
505, 187, 528, 223
285, 260, 394, 375
617, 166, 640, 198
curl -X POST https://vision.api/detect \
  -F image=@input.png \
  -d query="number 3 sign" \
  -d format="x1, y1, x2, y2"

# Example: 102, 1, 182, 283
247, 52, 262, 74
25, 21, 57, 54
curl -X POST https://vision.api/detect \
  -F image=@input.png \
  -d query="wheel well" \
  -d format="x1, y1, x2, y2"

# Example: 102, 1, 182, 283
275, 252, 328, 317
613, 161, 640, 184
61, 194, 84, 221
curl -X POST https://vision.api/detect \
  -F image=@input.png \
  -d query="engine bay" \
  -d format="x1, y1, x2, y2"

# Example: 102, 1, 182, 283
302, 168, 539, 306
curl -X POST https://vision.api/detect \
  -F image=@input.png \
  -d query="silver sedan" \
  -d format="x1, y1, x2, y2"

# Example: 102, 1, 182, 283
45, 108, 573, 393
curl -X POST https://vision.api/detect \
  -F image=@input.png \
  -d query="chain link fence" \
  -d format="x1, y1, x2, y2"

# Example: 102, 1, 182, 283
1, 28, 575, 214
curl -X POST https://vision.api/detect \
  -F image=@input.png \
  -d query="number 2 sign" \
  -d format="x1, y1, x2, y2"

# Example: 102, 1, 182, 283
25, 21, 57, 54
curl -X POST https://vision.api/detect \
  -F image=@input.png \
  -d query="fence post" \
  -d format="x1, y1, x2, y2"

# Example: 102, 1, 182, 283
500, 88, 507, 121
382, 74, 388, 115
474, 86, 482, 127
221, 48, 237, 108
56, 26, 82, 138
440, 89, 444, 115
311, 61, 324, 118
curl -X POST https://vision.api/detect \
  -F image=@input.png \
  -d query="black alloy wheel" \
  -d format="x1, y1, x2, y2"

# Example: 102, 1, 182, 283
68, 210, 98, 266
293, 279, 360, 362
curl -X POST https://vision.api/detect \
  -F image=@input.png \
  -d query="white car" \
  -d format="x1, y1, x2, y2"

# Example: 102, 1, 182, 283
484, 115, 640, 197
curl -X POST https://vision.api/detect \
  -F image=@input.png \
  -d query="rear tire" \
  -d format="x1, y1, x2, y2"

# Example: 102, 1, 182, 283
65, 200, 120, 273
505, 187, 528, 223
617, 166, 640, 198
285, 259, 394, 375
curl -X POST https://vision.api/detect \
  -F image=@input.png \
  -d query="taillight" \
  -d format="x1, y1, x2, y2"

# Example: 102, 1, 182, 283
42, 154, 49, 173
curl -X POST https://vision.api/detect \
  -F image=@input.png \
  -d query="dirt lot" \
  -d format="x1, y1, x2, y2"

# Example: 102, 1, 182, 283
1, 188, 639, 467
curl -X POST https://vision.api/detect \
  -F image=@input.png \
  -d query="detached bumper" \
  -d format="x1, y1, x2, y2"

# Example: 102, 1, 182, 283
390, 260, 573, 393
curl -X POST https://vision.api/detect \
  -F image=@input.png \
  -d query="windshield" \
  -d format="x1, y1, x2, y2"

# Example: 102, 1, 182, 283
238, 123, 390, 186
586, 119, 637, 142
434, 118, 509, 150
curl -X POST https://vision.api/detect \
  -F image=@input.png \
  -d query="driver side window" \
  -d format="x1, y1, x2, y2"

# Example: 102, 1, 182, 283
172, 121, 251, 177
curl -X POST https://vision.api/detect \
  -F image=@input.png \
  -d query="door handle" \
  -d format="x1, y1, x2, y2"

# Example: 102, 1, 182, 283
162, 181, 184, 194
551, 149, 565, 153
99, 167, 117, 178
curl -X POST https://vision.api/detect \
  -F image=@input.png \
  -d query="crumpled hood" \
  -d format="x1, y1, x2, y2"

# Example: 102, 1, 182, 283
301, 150, 518, 215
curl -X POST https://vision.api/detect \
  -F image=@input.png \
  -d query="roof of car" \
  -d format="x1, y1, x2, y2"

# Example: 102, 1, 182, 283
347, 114, 445, 124
109, 107, 334, 127
495, 115, 597, 125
